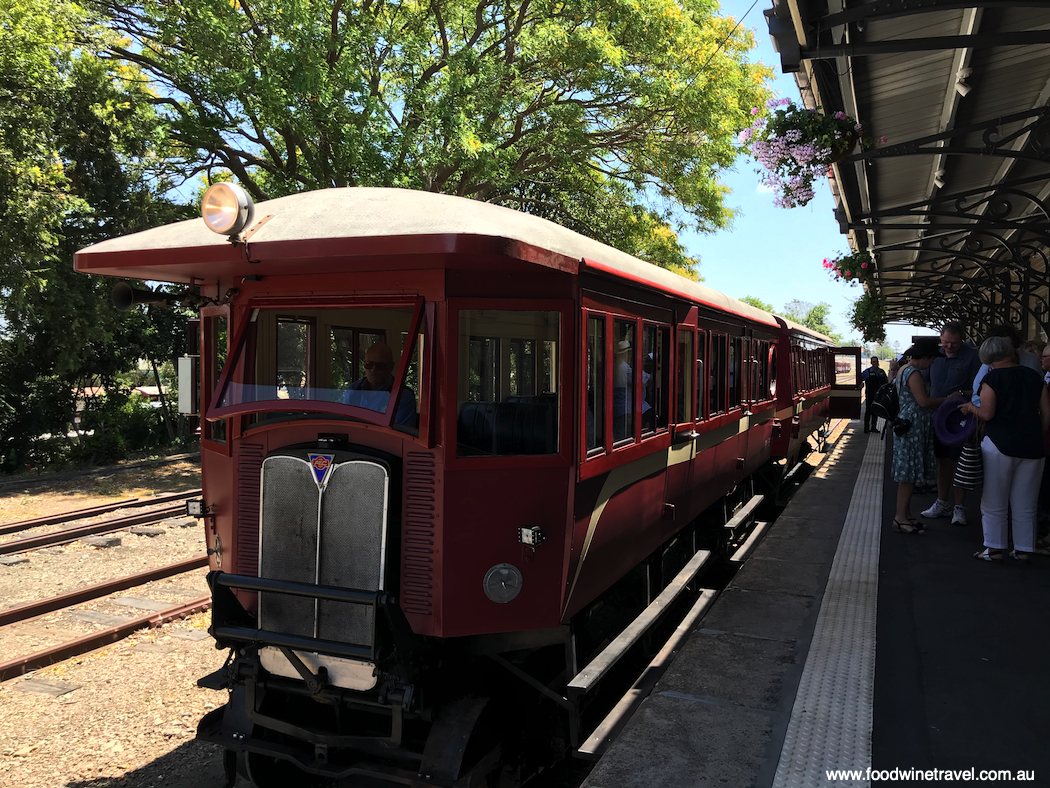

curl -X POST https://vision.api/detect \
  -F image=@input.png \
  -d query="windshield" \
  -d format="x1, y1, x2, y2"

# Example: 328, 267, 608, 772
214, 305, 422, 429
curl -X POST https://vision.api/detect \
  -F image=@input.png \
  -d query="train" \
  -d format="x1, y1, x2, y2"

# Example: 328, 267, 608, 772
74, 186, 845, 787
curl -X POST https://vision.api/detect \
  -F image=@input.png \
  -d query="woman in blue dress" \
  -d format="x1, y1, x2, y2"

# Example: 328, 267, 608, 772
892, 339, 952, 533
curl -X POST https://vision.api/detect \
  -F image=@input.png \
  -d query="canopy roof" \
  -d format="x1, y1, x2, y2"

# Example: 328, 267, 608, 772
766, 0, 1050, 339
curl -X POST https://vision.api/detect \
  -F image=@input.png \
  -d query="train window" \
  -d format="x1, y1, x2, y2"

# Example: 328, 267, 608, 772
710, 333, 726, 416
755, 341, 768, 402
613, 320, 636, 444
330, 327, 385, 389
696, 330, 707, 421
768, 345, 778, 399
676, 329, 693, 423
457, 310, 560, 457
204, 314, 228, 443
642, 324, 669, 436
216, 306, 420, 430
276, 318, 311, 400
586, 316, 605, 454
729, 336, 743, 410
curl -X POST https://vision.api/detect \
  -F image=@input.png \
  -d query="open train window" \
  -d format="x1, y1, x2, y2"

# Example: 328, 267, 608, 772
676, 328, 694, 423
729, 336, 743, 410
613, 319, 637, 445
642, 324, 669, 437
586, 315, 606, 455
457, 310, 560, 457
696, 330, 707, 421
213, 305, 421, 432
710, 333, 727, 416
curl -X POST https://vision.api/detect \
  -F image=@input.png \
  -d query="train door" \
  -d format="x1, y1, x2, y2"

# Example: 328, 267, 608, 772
830, 346, 862, 419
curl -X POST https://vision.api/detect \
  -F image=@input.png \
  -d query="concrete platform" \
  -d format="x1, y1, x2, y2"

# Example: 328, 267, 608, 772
582, 423, 1050, 787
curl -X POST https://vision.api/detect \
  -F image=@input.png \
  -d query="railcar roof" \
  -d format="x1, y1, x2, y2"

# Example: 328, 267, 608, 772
777, 316, 835, 346
76, 187, 777, 328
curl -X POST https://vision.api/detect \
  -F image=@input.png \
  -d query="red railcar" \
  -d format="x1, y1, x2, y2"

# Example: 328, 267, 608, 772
75, 187, 834, 787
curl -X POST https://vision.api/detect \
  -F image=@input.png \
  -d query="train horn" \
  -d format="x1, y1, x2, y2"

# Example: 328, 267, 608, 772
110, 282, 176, 312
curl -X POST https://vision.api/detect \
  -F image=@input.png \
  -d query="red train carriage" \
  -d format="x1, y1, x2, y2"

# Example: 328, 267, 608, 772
770, 318, 836, 470
74, 187, 836, 787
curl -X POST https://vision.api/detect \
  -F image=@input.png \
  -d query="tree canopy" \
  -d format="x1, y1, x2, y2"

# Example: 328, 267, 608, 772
0, 0, 191, 471
98, 0, 772, 276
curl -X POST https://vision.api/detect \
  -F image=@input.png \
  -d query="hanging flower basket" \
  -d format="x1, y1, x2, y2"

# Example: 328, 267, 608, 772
850, 291, 887, 344
739, 99, 874, 208
823, 249, 873, 286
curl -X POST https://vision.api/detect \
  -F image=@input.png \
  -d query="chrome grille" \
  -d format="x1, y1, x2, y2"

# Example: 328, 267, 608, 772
259, 457, 320, 638
258, 451, 390, 648
318, 461, 389, 643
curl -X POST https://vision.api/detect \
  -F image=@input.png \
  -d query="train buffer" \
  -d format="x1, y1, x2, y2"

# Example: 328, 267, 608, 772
582, 421, 1050, 787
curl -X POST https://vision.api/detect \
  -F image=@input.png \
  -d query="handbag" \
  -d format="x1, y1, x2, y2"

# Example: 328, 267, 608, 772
954, 431, 983, 490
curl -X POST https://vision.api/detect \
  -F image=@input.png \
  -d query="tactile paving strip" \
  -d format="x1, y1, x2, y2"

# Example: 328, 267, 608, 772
772, 431, 883, 788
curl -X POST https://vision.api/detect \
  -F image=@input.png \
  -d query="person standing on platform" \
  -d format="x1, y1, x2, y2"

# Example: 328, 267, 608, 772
922, 322, 982, 526
959, 336, 1050, 561
862, 356, 888, 433
1038, 345, 1050, 554
891, 339, 952, 533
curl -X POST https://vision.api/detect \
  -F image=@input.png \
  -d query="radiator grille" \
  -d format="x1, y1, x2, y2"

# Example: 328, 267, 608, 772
259, 457, 321, 638
235, 444, 265, 577
257, 452, 389, 647
317, 461, 389, 643
401, 452, 437, 616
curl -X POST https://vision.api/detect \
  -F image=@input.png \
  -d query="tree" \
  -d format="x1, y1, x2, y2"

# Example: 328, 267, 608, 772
98, 0, 773, 277
781, 300, 842, 343
0, 0, 190, 471
740, 295, 776, 314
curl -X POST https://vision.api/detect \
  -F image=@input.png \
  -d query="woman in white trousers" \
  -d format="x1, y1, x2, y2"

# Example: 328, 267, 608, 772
959, 336, 1050, 560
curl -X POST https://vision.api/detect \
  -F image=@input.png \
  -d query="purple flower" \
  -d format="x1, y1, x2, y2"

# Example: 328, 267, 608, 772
854, 123, 863, 132
834, 111, 847, 120
751, 107, 760, 115
879, 136, 888, 144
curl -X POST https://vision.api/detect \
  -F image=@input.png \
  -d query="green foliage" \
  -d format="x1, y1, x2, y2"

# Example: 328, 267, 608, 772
739, 295, 775, 313
0, 0, 191, 473
781, 299, 843, 343
99, 0, 773, 276
849, 292, 887, 344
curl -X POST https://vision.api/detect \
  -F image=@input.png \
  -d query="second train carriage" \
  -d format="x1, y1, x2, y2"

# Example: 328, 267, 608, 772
74, 186, 838, 786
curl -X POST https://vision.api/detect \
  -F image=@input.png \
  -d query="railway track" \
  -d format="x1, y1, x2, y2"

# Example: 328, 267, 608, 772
0, 503, 189, 555
0, 488, 202, 537
0, 491, 212, 683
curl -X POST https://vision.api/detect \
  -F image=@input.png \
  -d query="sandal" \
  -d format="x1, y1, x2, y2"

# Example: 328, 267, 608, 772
892, 518, 922, 534
974, 547, 1004, 561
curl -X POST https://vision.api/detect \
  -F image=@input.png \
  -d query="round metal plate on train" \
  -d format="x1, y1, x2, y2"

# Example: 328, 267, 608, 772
483, 563, 522, 604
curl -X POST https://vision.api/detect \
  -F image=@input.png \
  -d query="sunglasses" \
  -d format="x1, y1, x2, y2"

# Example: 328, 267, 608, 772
363, 361, 392, 370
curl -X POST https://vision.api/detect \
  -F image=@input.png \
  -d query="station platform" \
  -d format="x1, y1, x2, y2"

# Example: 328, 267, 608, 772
581, 422, 1050, 787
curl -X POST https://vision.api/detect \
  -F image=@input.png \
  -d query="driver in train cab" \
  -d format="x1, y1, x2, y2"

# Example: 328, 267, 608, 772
344, 343, 417, 426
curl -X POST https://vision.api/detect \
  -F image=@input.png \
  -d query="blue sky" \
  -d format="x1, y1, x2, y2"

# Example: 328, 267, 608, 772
683, 0, 933, 350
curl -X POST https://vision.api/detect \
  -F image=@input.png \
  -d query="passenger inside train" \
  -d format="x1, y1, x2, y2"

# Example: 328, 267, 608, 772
343, 343, 417, 426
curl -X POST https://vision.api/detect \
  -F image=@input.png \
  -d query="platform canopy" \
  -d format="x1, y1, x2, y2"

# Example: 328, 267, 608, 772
765, 0, 1050, 339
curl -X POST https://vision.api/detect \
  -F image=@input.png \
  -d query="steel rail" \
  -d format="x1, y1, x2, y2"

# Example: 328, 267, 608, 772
0, 554, 208, 627
0, 595, 211, 682
0, 504, 188, 555
0, 488, 201, 537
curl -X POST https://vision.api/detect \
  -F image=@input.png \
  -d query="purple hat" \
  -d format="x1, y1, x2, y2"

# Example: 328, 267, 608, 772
934, 396, 976, 447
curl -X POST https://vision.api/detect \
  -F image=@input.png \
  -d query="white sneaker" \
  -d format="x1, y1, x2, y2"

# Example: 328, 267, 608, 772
921, 499, 952, 518
951, 506, 967, 526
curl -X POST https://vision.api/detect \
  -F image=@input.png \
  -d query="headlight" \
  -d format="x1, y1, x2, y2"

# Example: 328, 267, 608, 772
201, 182, 254, 237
